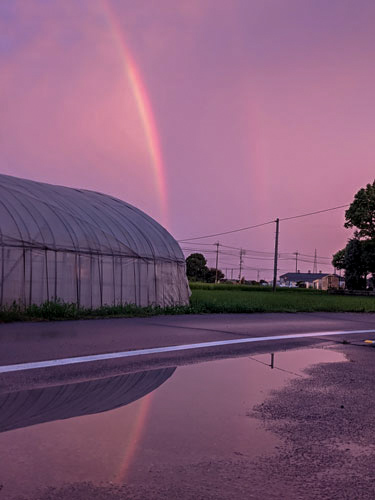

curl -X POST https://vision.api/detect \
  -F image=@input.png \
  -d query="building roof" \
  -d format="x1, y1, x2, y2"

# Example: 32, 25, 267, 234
0, 174, 183, 262
279, 272, 329, 283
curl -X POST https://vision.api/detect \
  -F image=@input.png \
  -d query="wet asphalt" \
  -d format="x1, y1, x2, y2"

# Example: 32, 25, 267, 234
1, 311, 375, 365
1, 312, 375, 393
1, 313, 375, 499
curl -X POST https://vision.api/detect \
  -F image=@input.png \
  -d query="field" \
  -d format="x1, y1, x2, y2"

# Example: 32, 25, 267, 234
0, 283, 375, 322
189, 283, 375, 313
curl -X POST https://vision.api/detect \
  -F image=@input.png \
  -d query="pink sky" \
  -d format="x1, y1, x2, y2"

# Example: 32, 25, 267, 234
1, 0, 375, 281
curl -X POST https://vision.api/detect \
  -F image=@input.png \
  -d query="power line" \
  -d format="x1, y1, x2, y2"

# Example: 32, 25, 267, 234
221, 244, 275, 256
279, 204, 349, 222
182, 248, 332, 265
181, 248, 332, 267
181, 201, 346, 282
179, 241, 218, 246
294, 252, 331, 260
178, 203, 349, 242
182, 243, 332, 260
178, 220, 275, 242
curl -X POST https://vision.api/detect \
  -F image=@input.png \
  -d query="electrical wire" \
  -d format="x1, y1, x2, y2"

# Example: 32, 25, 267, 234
178, 220, 275, 242
279, 204, 349, 222
181, 247, 332, 266
180, 203, 347, 278
183, 243, 332, 260
178, 203, 349, 242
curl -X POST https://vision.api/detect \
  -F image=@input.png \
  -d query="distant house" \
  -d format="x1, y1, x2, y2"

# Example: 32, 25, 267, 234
279, 272, 330, 288
280, 272, 344, 289
313, 274, 345, 290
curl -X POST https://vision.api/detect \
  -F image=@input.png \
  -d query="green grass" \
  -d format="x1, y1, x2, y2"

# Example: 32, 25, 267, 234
0, 286, 374, 322
190, 288, 375, 313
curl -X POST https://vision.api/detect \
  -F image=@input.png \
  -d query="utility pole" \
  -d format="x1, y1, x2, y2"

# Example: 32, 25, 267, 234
239, 249, 244, 281
257, 269, 260, 282
231, 268, 233, 280
293, 251, 299, 273
313, 248, 318, 274
215, 242, 220, 283
272, 218, 280, 292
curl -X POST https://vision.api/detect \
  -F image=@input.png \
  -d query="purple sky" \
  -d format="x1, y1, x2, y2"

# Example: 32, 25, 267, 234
1, 0, 375, 280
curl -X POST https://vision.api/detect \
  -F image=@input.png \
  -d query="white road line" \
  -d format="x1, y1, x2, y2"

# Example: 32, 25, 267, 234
1, 328, 375, 374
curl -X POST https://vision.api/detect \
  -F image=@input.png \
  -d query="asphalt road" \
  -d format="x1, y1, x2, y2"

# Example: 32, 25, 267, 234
2, 312, 375, 499
1, 312, 375, 392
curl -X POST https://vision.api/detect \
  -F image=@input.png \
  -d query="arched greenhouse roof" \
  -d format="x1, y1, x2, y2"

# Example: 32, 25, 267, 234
0, 174, 183, 262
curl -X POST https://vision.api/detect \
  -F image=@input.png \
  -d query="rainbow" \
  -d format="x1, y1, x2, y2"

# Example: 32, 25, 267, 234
114, 393, 153, 483
100, 2, 168, 479
102, 0, 169, 226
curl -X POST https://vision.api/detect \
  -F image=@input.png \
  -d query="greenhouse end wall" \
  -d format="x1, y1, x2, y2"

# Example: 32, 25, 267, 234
0, 174, 190, 309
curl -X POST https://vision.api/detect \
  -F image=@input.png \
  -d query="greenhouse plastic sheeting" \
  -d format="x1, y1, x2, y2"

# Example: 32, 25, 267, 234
0, 174, 190, 308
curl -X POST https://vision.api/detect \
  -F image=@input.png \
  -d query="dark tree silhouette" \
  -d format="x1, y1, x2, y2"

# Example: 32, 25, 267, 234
332, 181, 375, 290
186, 253, 208, 282
344, 181, 375, 239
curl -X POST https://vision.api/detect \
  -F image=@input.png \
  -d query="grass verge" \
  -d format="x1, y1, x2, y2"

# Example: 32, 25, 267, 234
0, 287, 374, 322
0, 301, 196, 323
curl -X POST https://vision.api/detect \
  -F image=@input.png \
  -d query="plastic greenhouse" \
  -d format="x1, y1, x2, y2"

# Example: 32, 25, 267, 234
0, 174, 190, 308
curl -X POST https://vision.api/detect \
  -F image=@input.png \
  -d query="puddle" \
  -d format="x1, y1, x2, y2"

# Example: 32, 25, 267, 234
0, 347, 346, 499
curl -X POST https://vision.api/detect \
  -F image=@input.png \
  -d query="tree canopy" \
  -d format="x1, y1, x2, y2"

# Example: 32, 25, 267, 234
344, 181, 375, 239
343, 239, 367, 290
332, 180, 375, 290
186, 253, 208, 282
205, 267, 224, 283
332, 248, 345, 270
185, 253, 224, 282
